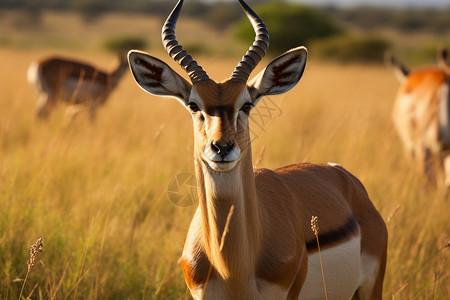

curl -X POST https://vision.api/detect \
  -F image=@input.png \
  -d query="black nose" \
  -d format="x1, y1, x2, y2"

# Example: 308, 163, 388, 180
211, 140, 234, 158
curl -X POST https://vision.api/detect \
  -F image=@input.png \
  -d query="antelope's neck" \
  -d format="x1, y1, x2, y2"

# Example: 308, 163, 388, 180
194, 150, 262, 282
110, 61, 128, 86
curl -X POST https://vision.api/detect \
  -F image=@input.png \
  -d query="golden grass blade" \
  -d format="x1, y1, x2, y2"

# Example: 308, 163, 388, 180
392, 242, 450, 299
311, 216, 328, 300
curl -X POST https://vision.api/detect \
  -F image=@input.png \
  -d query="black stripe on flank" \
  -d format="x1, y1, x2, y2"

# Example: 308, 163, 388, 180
306, 215, 359, 252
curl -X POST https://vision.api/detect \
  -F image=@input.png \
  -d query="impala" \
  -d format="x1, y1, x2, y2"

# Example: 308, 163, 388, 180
27, 52, 128, 121
387, 47, 450, 188
128, 0, 388, 298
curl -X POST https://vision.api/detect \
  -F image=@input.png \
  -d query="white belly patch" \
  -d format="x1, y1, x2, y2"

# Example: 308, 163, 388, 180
190, 236, 366, 300
299, 235, 361, 300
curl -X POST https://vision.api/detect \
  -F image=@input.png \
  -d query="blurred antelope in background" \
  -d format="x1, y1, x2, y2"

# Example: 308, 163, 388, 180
128, 0, 387, 299
27, 52, 128, 121
387, 47, 450, 188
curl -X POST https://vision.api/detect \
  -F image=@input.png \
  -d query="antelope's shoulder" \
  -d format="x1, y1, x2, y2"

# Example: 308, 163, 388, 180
180, 239, 211, 292
180, 252, 211, 292
180, 209, 211, 291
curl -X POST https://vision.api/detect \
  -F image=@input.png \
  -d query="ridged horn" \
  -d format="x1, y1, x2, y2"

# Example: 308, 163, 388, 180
162, 0, 209, 83
230, 0, 269, 83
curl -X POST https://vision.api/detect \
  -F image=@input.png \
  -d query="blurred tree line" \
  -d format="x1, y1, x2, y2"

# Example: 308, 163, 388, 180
3, 0, 449, 63
4, 0, 449, 32
335, 6, 450, 34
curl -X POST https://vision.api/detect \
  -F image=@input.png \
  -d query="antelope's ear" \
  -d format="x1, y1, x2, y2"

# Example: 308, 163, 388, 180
437, 46, 450, 69
385, 52, 410, 83
128, 50, 191, 102
248, 47, 307, 102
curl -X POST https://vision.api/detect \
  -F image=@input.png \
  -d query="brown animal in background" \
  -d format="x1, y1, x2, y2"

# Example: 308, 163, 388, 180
387, 47, 450, 188
27, 53, 128, 121
128, 0, 387, 298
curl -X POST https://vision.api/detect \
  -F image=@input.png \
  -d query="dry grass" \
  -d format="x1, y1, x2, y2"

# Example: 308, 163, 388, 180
311, 216, 328, 300
0, 10, 449, 300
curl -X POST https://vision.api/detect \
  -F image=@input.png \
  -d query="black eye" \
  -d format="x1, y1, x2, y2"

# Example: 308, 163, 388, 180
187, 102, 200, 112
240, 102, 253, 114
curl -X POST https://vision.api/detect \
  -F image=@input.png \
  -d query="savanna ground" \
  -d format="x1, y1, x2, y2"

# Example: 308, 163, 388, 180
1, 8, 449, 300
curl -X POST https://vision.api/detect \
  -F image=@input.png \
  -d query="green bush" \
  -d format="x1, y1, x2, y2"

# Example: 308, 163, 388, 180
392, 42, 450, 66
204, 3, 242, 31
74, 0, 108, 23
234, 2, 341, 56
184, 43, 212, 56
102, 36, 148, 53
311, 35, 391, 63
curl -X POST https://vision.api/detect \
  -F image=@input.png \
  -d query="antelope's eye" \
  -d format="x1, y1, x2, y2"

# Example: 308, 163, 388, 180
240, 102, 253, 114
187, 102, 200, 112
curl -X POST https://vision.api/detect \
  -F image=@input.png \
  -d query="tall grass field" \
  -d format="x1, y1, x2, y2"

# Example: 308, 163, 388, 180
1, 10, 449, 300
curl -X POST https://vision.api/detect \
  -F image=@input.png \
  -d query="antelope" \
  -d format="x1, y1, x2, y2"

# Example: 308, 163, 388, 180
27, 52, 128, 121
387, 47, 450, 188
128, 0, 388, 298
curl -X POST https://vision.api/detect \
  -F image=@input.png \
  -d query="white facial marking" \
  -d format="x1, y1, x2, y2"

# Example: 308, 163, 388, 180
196, 88, 251, 172
202, 145, 241, 172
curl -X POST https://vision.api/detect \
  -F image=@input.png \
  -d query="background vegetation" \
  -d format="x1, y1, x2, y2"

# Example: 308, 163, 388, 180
2, 0, 450, 62
0, 0, 449, 299
234, 2, 341, 55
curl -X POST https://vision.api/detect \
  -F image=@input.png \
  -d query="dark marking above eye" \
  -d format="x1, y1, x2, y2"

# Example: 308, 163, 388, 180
205, 105, 234, 117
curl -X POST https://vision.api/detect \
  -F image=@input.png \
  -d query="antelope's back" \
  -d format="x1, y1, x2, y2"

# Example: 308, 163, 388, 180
255, 163, 369, 246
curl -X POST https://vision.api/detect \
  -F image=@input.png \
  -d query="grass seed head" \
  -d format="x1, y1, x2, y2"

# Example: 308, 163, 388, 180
311, 216, 319, 236
27, 238, 43, 271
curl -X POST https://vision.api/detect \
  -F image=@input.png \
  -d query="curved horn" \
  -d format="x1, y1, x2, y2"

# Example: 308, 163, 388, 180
230, 0, 269, 83
162, 0, 209, 83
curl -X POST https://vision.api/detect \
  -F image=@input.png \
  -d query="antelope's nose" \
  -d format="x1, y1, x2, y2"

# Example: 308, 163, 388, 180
211, 140, 234, 158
